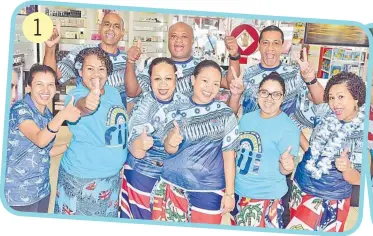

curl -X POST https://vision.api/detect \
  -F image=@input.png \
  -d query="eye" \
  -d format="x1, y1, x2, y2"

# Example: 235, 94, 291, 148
182, 35, 187, 39
104, 22, 109, 26
262, 41, 269, 46
154, 77, 161, 81
171, 35, 177, 39
338, 95, 344, 99
203, 79, 208, 83
329, 96, 334, 100
214, 83, 219, 87
87, 67, 93, 71
166, 77, 172, 81
115, 24, 120, 28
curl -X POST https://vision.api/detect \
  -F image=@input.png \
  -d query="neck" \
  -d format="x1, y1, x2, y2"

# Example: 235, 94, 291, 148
100, 43, 118, 54
31, 97, 46, 114
343, 109, 359, 122
191, 95, 209, 105
261, 61, 281, 69
171, 55, 192, 62
260, 109, 281, 119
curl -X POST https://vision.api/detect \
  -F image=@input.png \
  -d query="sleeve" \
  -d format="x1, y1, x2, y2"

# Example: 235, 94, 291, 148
64, 85, 89, 107
10, 104, 34, 129
277, 122, 301, 160
57, 45, 90, 84
222, 111, 240, 152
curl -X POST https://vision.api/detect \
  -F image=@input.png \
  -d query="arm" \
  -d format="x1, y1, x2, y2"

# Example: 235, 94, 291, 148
342, 168, 360, 185
223, 150, 235, 195
164, 121, 183, 155
75, 97, 96, 116
300, 131, 310, 152
125, 62, 142, 98
305, 80, 325, 104
227, 94, 241, 115
335, 149, 361, 185
223, 60, 240, 89
50, 143, 68, 157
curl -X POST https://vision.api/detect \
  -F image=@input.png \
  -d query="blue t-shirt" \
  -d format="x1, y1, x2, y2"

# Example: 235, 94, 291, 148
234, 110, 300, 199
241, 62, 315, 129
294, 104, 363, 200
60, 83, 129, 179
126, 91, 189, 179
161, 97, 240, 191
5, 94, 54, 206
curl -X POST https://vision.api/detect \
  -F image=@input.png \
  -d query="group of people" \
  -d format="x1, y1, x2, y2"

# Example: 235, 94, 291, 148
4, 12, 365, 232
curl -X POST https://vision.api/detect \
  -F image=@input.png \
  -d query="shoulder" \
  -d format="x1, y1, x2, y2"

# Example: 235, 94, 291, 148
10, 100, 30, 114
279, 112, 300, 132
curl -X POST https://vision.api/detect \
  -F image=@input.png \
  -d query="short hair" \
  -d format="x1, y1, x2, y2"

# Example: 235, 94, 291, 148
101, 12, 125, 30
323, 71, 366, 107
27, 64, 58, 86
75, 47, 113, 76
259, 72, 286, 95
148, 57, 177, 77
259, 25, 284, 44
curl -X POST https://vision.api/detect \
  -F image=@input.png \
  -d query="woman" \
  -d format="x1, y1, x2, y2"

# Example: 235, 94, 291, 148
151, 60, 239, 224
230, 72, 300, 228
54, 47, 128, 217
119, 57, 188, 219
286, 71, 365, 232
5, 64, 80, 213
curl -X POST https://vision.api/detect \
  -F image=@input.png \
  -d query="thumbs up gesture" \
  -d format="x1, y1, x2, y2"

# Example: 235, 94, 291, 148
45, 20, 61, 48
280, 146, 295, 171
61, 96, 81, 122
138, 127, 154, 151
128, 40, 142, 64
292, 47, 316, 82
229, 66, 244, 97
224, 30, 239, 57
167, 121, 184, 148
335, 148, 352, 172
85, 78, 101, 111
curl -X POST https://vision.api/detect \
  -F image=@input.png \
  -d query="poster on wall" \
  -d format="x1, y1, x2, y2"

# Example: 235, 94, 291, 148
304, 23, 369, 47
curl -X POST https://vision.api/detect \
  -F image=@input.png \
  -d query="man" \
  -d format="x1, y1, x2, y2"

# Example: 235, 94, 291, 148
11, 70, 19, 106
228, 25, 325, 227
44, 12, 138, 107
124, 21, 241, 99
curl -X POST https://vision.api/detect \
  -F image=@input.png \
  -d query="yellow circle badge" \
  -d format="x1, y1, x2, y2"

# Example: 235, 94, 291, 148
22, 12, 53, 43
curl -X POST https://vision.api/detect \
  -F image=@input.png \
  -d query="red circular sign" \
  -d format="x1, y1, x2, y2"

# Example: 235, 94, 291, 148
231, 24, 260, 57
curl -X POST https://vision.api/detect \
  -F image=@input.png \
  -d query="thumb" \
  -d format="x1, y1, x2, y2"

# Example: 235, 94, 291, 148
92, 78, 100, 95
291, 51, 302, 65
282, 146, 292, 158
141, 127, 147, 136
173, 120, 180, 131
231, 66, 238, 80
341, 148, 349, 159
137, 39, 142, 48
225, 30, 230, 37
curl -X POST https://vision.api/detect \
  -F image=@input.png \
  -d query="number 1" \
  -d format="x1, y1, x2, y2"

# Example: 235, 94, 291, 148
34, 18, 41, 36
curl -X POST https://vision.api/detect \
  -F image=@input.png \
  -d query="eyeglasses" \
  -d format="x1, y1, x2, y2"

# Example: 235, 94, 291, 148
258, 89, 283, 100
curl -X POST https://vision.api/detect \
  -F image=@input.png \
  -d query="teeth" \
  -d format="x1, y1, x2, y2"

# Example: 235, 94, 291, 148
202, 91, 212, 97
158, 89, 168, 95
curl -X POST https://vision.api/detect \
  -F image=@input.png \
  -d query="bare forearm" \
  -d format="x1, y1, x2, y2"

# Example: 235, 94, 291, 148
75, 98, 94, 116
228, 95, 241, 115
43, 47, 58, 72
34, 113, 64, 147
125, 63, 142, 97
307, 82, 325, 104
223, 151, 235, 194
50, 143, 68, 157
225, 60, 240, 87
300, 132, 309, 152
342, 168, 360, 185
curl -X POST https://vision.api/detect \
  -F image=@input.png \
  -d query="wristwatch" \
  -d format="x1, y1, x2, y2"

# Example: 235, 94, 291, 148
305, 78, 317, 86
229, 53, 241, 61
225, 193, 235, 199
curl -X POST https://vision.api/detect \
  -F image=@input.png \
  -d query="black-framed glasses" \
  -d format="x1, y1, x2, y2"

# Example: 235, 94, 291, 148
258, 89, 283, 100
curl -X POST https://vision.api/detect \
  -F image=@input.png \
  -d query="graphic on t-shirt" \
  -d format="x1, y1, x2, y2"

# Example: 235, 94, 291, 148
105, 105, 128, 148
237, 131, 262, 175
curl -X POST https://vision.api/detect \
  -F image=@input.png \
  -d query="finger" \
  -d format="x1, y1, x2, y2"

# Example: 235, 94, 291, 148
341, 148, 349, 158
225, 30, 230, 37
173, 120, 180, 130
291, 51, 302, 64
137, 39, 142, 48
231, 66, 238, 80
286, 146, 292, 154
302, 48, 308, 62
142, 127, 147, 136
92, 78, 100, 95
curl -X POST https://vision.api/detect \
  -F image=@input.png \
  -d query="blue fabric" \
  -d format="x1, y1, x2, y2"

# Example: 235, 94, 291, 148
234, 110, 300, 199
5, 94, 54, 206
60, 83, 128, 179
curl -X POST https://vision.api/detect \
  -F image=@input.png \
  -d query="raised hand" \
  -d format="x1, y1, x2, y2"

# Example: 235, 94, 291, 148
280, 146, 295, 171
137, 127, 154, 151
335, 148, 352, 172
167, 121, 184, 148
45, 20, 61, 48
61, 96, 81, 122
127, 40, 142, 64
224, 30, 239, 57
85, 78, 101, 111
292, 47, 316, 82
229, 66, 244, 96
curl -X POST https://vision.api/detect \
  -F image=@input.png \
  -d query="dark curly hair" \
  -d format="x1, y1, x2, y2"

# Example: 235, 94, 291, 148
323, 71, 366, 107
74, 47, 113, 76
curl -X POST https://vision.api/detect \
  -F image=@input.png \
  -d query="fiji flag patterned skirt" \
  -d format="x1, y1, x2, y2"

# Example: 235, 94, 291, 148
54, 166, 120, 217
286, 180, 351, 232
150, 178, 224, 224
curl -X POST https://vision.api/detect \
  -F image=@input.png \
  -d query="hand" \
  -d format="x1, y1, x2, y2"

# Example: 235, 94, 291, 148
137, 127, 154, 151
221, 195, 235, 215
225, 30, 239, 57
280, 146, 295, 171
85, 78, 101, 111
229, 66, 244, 96
61, 96, 81, 122
127, 40, 142, 64
167, 121, 184, 148
292, 48, 316, 82
45, 20, 61, 48
336, 148, 352, 172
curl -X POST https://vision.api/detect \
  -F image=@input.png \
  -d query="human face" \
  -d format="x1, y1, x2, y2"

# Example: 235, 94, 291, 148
11, 70, 18, 106
99, 13, 124, 46
328, 83, 358, 122
150, 62, 176, 101
257, 80, 284, 118
259, 31, 283, 68
168, 23, 193, 61
79, 54, 108, 91
191, 67, 221, 104
30, 72, 56, 113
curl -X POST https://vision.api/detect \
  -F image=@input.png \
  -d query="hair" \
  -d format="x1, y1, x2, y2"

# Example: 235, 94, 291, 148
148, 57, 177, 77
101, 12, 125, 30
259, 25, 284, 44
75, 47, 113, 76
323, 71, 366, 107
27, 64, 58, 86
259, 72, 286, 95
193, 60, 222, 79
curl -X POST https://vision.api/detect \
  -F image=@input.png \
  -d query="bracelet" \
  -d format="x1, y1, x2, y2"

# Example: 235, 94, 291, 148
224, 193, 235, 199
47, 123, 58, 134
229, 53, 241, 61
305, 78, 318, 86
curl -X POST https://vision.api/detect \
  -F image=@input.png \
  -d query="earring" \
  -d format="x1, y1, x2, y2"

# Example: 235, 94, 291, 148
354, 104, 358, 111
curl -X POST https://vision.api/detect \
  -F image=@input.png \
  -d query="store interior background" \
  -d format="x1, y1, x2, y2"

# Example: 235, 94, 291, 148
11, 5, 370, 229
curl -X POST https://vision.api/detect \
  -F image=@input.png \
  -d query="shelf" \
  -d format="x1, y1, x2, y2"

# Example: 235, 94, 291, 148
47, 15, 86, 19
134, 41, 165, 43
57, 25, 87, 29
323, 56, 331, 60
134, 21, 168, 23
332, 59, 363, 64
321, 69, 329, 73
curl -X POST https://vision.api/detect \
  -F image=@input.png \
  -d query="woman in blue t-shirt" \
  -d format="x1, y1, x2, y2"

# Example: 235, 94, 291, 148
230, 72, 300, 228
54, 47, 129, 217
286, 72, 365, 232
